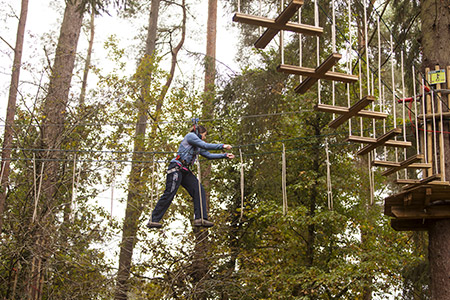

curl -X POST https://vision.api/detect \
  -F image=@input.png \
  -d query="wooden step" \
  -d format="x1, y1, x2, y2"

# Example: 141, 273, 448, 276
315, 103, 387, 119
255, 0, 303, 48
395, 179, 449, 185
347, 136, 412, 148
357, 128, 403, 156
277, 65, 358, 83
373, 161, 432, 169
402, 174, 442, 190
292, 53, 354, 94
233, 13, 323, 37
328, 95, 376, 129
381, 154, 424, 176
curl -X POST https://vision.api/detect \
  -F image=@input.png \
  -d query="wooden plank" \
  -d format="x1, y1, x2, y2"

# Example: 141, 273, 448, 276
402, 174, 442, 190
391, 205, 450, 219
357, 128, 402, 156
328, 95, 376, 129
278, 65, 358, 83
408, 163, 432, 169
381, 154, 424, 176
394, 178, 446, 185
372, 160, 400, 167
254, 0, 304, 48
346, 135, 412, 148
390, 219, 429, 231
232, 13, 323, 36
395, 179, 421, 185
294, 53, 343, 94
315, 104, 387, 119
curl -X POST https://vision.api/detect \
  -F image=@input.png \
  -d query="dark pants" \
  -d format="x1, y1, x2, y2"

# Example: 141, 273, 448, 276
151, 162, 208, 222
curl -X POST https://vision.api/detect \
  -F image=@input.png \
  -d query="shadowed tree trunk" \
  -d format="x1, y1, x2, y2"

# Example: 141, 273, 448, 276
28, 1, 84, 298
190, 0, 217, 298
80, 10, 95, 106
421, 1, 450, 298
115, 0, 186, 298
0, 0, 29, 235
115, 2, 160, 298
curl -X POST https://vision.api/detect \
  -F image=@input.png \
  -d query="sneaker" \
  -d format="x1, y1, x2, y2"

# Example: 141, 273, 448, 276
147, 221, 162, 229
193, 219, 214, 227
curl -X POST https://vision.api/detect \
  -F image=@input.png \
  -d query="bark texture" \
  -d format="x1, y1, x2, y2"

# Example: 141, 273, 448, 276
115, 1, 160, 299
421, 1, 450, 299
0, 0, 29, 234
28, 1, 84, 298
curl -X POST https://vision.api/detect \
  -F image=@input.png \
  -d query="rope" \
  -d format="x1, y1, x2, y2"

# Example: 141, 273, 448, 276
149, 156, 155, 221
196, 159, 204, 222
325, 138, 333, 210
281, 144, 287, 215
32, 154, 37, 223
400, 50, 407, 178
280, 0, 284, 65
111, 162, 116, 219
239, 148, 244, 222
368, 152, 374, 206
412, 65, 420, 155
70, 155, 77, 221
431, 91, 439, 173
315, 0, 321, 104
32, 158, 44, 224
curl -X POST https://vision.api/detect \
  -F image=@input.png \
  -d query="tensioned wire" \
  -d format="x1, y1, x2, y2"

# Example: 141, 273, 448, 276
2, 132, 419, 164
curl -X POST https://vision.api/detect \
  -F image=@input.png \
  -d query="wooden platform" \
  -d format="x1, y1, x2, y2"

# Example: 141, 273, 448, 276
328, 95, 376, 129
347, 136, 412, 149
356, 128, 403, 156
380, 154, 424, 176
232, 0, 323, 49
385, 184, 450, 230
315, 103, 387, 120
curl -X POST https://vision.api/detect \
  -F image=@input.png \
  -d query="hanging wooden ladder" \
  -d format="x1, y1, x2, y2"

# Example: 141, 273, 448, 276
232, 0, 322, 49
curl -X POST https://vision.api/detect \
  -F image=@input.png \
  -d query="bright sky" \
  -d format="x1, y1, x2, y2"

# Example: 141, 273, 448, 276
0, 0, 240, 222
0, 0, 240, 115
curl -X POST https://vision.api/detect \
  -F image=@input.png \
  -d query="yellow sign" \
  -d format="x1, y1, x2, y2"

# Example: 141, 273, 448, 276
429, 69, 446, 85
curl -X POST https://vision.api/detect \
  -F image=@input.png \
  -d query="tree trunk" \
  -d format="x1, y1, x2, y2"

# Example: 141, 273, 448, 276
190, 1, 217, 298
28, 1, 84, 298
0, 0, 29, 234
79, 10, 95, 106
421, 1, 450, 299
115, 1, 160, 299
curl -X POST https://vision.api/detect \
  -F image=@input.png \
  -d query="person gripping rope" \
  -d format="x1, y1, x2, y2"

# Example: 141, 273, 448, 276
147, 125, 235, 228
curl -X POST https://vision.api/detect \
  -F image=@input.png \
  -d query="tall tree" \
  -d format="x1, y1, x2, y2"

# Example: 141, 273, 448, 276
189, 0, 218, 297
79, 10, 96, 106
28, 0, 85, 298
114, 2, 161, 296
421, 1, 450, 298
0, 0, 29, 234
115, 0, 186, 298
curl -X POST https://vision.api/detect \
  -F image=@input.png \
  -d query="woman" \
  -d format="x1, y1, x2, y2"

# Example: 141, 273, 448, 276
148, 125, 235, 228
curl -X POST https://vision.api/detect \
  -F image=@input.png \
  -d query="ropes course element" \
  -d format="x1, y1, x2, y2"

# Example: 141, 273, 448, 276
281, 144, 287, 214
196, 159, 205, 223
232, 0, 450, 230
239, 148, 244, 221
71, 155, 78, 222
325, 138, 333, 210
111, 162, 117, 219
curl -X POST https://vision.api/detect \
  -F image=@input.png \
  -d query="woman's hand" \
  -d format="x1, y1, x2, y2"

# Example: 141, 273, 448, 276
223, 144, 232, 150
226, 153, 235, 159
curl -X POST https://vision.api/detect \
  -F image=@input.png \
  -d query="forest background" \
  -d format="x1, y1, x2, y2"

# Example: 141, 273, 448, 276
0, 0, 429, 299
